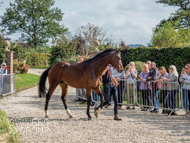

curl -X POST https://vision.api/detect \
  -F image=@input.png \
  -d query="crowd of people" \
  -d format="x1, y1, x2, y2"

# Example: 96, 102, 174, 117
114, 60, 190, 117
74, 57, 190, 119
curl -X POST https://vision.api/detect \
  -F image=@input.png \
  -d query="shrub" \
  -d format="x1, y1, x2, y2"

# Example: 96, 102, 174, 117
26, 52, 50, 67
124, 61, 145, 78
25, 46, 51, 53
10, 44, 27, 62
13, 60, 30, 74
49, 35, 77, 65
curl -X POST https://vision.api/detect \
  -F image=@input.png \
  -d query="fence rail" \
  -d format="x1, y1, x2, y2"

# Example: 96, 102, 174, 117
0, 73, 16, 96
181, 82, 190, 118
75, 79, 189, 117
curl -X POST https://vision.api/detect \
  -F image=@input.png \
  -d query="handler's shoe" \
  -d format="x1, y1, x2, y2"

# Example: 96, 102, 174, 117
114, 114, 121, 121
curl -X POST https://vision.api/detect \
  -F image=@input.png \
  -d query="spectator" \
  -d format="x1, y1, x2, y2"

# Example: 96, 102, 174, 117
146, 61, 151, 68
146, 62, 160, 113
102, 64, 121, 120
139, 64, 150, 111
162, 65, 178, 115
75, 57, 86, 101
154, 66, 169, 114
0, 62, 7, 96
112, 67, 125, 109
125, 62, 138, 110
180, 64, 190, 117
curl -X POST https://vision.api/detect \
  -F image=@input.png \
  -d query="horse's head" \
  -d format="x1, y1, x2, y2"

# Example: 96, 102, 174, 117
110, 49, 123, 73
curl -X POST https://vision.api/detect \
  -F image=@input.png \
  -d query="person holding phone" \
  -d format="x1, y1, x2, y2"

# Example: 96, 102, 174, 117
146, 62, 160, 113
154, 66, 169, 114
162, 65, 178, 115
180, 64, 190, 116
125, 62, 138, 110
0, 62, 7, 96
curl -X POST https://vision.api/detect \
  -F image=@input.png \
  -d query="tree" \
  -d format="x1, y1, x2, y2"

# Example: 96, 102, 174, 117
74, 23, 109, 56
156, 0, 190, 28
0, 0, 67, 47
150, 19, 190, 48
49, 35, 77, 65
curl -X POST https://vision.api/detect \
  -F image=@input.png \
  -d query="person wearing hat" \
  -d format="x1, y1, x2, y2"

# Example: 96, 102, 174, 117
0, 62, 7, 96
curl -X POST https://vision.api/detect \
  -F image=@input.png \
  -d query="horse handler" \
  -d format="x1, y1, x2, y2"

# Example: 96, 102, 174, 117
102, 64, 121, 121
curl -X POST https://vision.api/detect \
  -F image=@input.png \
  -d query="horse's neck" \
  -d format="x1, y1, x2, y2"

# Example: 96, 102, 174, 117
90, 53, 114, 77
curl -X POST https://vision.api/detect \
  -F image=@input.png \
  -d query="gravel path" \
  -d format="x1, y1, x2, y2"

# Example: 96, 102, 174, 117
0, 69, 190, 142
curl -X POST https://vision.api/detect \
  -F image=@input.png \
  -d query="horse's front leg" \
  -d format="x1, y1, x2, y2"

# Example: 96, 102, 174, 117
86, 88, 92, 120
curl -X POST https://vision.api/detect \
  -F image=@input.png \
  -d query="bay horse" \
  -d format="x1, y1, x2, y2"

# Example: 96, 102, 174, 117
38, 48, 123, 120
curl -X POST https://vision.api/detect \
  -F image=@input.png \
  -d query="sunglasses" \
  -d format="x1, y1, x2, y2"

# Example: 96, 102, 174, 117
169, 68, 172, 69
2, 65, 6, 66
185, 68, 189, 69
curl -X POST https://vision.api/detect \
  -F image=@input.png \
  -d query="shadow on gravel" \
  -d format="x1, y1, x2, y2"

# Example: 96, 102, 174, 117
8, 91, 190, 142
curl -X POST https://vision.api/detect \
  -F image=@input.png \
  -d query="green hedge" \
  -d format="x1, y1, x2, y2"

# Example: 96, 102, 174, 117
26, 52, 51, 67
121, 47, 190, 74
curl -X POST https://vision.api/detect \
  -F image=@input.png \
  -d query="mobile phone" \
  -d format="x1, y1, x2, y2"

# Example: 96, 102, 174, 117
182, 68, 185, 71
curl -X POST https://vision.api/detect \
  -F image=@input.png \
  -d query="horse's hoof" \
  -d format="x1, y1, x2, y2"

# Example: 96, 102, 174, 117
88, 117, 92, 120
94, 106, 98, 110
45, 115, 49, 118
94, 110, 99, 117
69, 115, 73, 118
94, 106, 99, 117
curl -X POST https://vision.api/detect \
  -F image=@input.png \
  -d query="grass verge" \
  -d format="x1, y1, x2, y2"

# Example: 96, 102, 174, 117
30, 66, 50, 69
16, 73, 40, 93
0, 110, 22, 143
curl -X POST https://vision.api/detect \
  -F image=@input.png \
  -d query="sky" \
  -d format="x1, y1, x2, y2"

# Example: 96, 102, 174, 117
0, 0, 178, 46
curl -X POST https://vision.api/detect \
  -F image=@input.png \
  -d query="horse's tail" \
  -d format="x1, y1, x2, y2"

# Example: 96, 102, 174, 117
39, 67, 52, 98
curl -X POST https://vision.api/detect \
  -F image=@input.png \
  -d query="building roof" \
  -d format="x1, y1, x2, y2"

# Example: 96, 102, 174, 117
15, 40, 31, 49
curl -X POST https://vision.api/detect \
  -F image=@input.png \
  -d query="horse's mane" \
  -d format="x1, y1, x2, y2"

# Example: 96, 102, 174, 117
88, 48, 116, 61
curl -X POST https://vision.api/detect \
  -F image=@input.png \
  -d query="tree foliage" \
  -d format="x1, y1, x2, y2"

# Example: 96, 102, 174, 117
150, 19, 190, 48
0, 0, 67, 47
73, 23, 110, 56
10, 44, 27, 62
49, 35, 77, 65
156, 0, 190, 28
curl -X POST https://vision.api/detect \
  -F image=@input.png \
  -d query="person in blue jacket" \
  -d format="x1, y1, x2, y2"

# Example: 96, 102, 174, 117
0, 62, 7, 96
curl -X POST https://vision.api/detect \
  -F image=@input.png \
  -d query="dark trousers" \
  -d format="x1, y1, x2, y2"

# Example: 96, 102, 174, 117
166, 90, 177, 109
161, 90, 168, 109
188, 90, 190, 110
117, 81, 125, 107
103, 83, 118, 115
141, 89, 150, 108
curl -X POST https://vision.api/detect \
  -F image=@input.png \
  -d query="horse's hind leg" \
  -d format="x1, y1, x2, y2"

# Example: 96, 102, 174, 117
60, 83, 73, 118
45, 83, 58, 118
86, 88, 92, 120
93, 87, 104, 117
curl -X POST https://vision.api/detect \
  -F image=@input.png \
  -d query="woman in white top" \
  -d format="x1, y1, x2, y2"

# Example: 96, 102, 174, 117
125, 62, 138, 110
0, 62, 7, 96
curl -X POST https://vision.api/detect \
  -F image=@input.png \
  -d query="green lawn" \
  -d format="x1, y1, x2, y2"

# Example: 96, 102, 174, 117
0, 110, 22, 142
16, 73, 40, 92
30, 66, 50, 69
